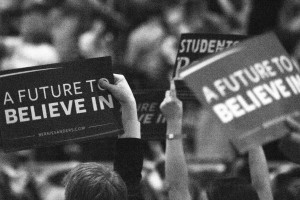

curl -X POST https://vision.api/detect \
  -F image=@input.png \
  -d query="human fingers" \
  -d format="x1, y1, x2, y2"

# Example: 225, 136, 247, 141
113, 74, 125, 85
98, 78, 114, 91
169, 80, 176, 98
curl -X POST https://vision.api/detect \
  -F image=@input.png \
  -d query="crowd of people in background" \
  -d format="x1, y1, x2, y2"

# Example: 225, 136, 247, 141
2, 0, 299, 88
0, 0, 300, 200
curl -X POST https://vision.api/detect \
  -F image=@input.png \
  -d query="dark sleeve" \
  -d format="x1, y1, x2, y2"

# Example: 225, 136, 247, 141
114, 138, 144, 200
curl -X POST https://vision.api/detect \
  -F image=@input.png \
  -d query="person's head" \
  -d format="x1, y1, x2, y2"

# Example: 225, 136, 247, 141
272, 167, 300, 200
64, 162, 127, 200
205, 177, 259, 200
21, 2, 52, 44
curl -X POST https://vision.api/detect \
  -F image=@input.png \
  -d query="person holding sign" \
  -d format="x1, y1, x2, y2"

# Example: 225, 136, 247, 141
199, 135, 273, 199
64, 74, 143, 200
160, 81, 274, 200
160, 80, 191, 200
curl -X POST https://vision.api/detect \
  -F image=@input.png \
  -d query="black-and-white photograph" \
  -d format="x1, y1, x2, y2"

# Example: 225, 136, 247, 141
0, 0, 299, 200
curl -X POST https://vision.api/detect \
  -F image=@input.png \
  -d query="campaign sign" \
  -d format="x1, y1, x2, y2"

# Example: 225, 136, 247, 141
0, 57, 122, 152
180, 32, 300, 152
134, 89, 166, 139
174, 33, 246, 101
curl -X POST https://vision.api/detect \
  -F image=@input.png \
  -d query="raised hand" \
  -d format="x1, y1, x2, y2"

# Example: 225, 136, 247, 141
160, 80, 183, 122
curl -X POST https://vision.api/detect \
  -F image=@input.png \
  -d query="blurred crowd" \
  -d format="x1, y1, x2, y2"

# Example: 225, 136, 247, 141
0, 0, 300, 200
0, 0, 299, 86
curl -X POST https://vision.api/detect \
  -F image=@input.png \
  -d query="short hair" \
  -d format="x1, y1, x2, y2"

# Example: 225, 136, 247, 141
206, 177, 259, 200
64, 162, 127, 200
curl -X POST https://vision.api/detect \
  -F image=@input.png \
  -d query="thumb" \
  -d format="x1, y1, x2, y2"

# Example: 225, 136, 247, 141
165, 90, 170, 98
98, 78, 115, 92
285, 117, 300, 132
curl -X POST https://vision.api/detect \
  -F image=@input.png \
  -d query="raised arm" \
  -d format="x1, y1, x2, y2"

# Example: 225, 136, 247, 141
98, 74, 143, 200
99, 74, 140, 139
160, 81, 191, 200
248, 145, 273, 200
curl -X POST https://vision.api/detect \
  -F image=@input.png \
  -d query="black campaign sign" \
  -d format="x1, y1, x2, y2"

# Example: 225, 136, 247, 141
134, 89, 166, 139
174, 34, 246, 101
173, 33, 246, 78
0, 57, 122, 152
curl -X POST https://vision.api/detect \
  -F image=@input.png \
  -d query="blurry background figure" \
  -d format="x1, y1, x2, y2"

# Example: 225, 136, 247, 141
48, 0, 89, 61
0, 150, 40, 200
125, 0, 253, 88
35, 161, 79, 200
0, 0, 23, 36
278, 0, 300, 34
78, 19, 115, 59
141, 159, 168, 200
278, 0, 300, 60
0, 149, 71, 200
141, 141, 167, 200
1, 1, 59, 70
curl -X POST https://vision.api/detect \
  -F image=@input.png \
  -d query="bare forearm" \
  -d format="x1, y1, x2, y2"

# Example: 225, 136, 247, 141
119, 101, 140, 139
166, 119, 191, 200
249, 146, 273, 200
